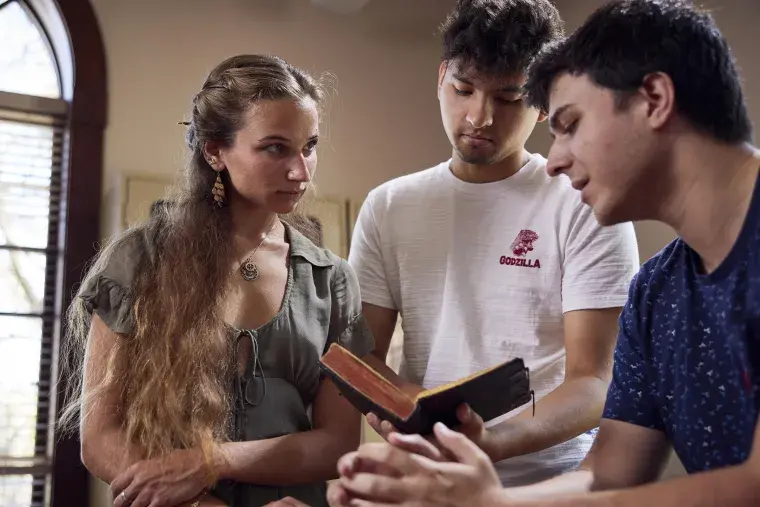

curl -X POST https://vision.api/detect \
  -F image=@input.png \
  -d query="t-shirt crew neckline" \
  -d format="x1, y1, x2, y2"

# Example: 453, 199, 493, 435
438, 151, 543, 195
688, 160, 760, 284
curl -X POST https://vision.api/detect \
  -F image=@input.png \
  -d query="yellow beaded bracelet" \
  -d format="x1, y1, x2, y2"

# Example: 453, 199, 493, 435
189, 491, 208, 507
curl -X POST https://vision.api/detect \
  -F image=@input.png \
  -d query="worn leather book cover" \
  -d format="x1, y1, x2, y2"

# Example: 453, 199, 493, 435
318, 343, 533, 435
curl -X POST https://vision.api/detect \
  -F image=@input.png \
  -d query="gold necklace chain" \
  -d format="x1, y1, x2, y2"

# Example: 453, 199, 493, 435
239, 217, 278, 282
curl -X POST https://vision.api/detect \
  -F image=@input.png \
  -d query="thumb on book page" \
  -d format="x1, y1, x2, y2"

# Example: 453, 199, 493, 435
432, 422, 488, 467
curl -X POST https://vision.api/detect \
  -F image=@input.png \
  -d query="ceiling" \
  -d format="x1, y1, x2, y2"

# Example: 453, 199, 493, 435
310, 0, 371, 14
311, 0, 455, 22
309, 0, 458, 41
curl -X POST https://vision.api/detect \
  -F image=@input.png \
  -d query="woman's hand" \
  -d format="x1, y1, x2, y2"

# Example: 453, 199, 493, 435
110, 448, 214, 507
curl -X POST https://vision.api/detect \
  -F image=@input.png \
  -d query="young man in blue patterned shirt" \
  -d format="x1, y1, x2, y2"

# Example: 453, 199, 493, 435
324, 1, 760, 506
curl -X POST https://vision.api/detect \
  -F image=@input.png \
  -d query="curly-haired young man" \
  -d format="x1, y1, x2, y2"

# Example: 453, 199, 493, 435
346, 0, 640, 488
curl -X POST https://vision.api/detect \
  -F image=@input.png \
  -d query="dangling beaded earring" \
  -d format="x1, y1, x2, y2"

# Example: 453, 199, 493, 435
212, 171, 226, 207
208, 158, 226, 207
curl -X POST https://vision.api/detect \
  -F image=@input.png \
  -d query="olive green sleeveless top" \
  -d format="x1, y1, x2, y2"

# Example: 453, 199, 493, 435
79, 222, 374, 506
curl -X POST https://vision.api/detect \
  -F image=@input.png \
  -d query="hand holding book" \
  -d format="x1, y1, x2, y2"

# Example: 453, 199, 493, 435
318, 343, 533, 437
366, 402, 499, 460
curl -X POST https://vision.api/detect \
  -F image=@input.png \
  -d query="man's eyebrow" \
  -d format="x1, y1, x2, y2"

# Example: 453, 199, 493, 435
452, 72, 473, 85
453, 74, 523, 93
548, 104, 572, 133
499, 84, 523, 93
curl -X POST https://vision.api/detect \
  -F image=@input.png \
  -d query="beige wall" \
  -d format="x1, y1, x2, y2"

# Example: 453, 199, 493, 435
96, 0, 760, 256
94, 0, 458, 238
87, 0, 760, 503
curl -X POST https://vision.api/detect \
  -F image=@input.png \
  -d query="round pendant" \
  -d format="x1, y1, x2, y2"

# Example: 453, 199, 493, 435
240, 260, 259, 281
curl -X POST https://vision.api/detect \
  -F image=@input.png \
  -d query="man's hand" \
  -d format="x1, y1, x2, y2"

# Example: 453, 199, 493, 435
263, 497, 311, 507
366, 384, 425, 441
367, 404, 497, 460
447, 404, 497, 459
327, 422, 507, 507
365, 412, 399, 442
365, 413, 451, 460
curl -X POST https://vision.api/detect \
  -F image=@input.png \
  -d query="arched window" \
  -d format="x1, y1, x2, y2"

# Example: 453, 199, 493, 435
0, 0, 106, 506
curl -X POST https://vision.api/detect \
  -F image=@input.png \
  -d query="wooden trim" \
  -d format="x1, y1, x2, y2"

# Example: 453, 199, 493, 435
48, 1, 108, 507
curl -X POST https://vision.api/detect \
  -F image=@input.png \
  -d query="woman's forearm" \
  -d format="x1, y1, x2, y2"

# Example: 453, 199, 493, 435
85, 423, 356, 487
215, 428, 356, 485
81, 426, 143, 484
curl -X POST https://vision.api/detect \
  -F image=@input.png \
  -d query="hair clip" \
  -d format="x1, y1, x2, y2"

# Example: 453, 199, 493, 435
177, 121, 191, 126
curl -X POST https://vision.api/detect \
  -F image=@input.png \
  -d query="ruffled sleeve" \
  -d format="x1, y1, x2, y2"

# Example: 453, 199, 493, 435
79, 232, 149, 336
328, 258, 375, 357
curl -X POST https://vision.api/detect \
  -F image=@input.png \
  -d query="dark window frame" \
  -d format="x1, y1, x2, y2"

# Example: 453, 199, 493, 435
12, 1, 108, 506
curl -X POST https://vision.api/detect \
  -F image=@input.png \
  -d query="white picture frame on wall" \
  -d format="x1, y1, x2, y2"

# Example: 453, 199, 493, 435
299, 194, 349, 258
118, 171, 175, 232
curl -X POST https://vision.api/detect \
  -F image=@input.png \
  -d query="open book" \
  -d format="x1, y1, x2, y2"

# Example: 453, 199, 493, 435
318, 343, 533, 435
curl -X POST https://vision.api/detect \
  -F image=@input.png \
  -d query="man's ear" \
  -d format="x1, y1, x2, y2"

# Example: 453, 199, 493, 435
638, 71, 676, 131
537, 110, 548, 123
437, 61, 448, 100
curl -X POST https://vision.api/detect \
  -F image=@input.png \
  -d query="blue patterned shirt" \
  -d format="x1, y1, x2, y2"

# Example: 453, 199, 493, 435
603, 182, 760, 473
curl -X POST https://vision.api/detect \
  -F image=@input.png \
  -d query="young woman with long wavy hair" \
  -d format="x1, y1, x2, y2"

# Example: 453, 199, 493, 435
59, 54, 373, 507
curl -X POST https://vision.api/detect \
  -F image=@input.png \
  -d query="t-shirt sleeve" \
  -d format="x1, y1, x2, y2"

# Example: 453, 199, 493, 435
602, 273, 664, 431
328, 258, 375, 358
561, 203, 640, 313
347, 191, 397, 310
78, 231, 148, 336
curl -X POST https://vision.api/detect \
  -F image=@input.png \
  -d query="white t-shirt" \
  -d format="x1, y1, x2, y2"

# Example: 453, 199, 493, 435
348, 153, 640, 486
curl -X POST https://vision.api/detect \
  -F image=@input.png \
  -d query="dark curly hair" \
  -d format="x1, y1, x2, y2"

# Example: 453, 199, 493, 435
439, 0, 564, 76
524, 0, 753, 144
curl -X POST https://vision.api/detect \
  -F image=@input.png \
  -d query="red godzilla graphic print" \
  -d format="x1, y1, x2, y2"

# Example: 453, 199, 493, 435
501, 229, 541, 268
510, 229, 539, 256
